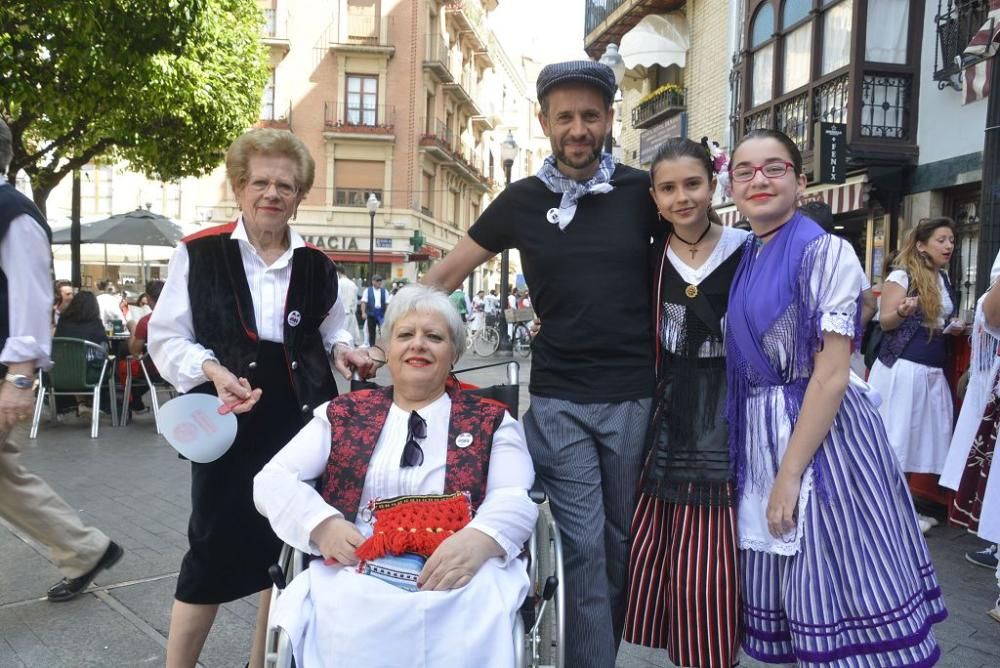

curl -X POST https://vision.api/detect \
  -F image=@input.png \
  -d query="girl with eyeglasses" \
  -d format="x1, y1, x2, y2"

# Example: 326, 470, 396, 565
868, 218, 961, 534
725, 129, 946, 666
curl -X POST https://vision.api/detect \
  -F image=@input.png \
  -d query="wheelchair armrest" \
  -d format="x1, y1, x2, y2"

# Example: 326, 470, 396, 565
528, 482, 547, 504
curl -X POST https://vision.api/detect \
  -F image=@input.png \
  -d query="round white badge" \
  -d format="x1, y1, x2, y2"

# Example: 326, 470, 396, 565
456, 433, 474, 449
287, 310, 301, 327
546, 208, 560, 225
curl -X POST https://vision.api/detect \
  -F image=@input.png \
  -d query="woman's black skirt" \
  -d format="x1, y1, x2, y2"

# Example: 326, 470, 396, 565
175, 341, 307, 604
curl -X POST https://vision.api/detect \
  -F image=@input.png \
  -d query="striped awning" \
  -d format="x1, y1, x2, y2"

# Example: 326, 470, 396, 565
715, 173, 869, 227
964, 0, 1000, 103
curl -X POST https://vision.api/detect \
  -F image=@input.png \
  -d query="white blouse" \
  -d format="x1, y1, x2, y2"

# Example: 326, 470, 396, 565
148, 218, 352, 392
661, 226, 750, 357
253, 392, 537, 565
885, 269, 954, 329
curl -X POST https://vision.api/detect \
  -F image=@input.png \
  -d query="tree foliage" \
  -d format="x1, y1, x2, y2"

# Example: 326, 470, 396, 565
0, 0, 268, 212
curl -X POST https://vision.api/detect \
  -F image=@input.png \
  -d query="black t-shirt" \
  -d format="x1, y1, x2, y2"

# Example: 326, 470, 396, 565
469, 164, 659, 402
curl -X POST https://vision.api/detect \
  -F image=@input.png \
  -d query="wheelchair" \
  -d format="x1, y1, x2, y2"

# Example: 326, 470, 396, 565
263, 361, 565, 667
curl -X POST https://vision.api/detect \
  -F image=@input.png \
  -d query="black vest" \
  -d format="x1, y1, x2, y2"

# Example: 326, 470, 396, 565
0, 183, 52, 373
184, 224, 339, 414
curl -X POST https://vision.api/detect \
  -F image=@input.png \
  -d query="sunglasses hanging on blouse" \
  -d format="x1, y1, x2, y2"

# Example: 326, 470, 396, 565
400, 410, 427, 467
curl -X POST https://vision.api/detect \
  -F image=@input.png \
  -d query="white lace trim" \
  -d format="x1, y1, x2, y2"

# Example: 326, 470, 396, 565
820, 311, 855, 337
738, 465, 816, 556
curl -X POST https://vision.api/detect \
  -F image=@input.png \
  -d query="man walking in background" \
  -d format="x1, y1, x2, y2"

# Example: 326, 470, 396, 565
0, 119, 123, 602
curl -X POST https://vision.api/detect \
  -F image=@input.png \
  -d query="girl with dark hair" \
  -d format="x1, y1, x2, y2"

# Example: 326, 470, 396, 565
725, 129, 945, 665
623, 137, 749, 667
869, 218, 960, 532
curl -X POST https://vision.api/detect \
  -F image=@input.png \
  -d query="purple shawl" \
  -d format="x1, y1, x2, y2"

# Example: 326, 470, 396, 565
727, 212, 825, 383
725, 212, 855, 494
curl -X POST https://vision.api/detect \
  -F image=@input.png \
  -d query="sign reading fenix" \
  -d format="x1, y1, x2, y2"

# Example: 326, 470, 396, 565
639, 112, 689, 164
814, 122, 846, 184
301, 235, 359, 250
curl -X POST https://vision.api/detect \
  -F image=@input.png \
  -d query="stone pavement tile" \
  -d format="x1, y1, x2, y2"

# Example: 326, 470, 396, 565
0, 523, 58, 605
0, 638, 30, 667
0, 596, 164, 667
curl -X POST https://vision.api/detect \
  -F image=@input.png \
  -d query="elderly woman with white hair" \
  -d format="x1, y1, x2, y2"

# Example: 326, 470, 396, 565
254, 285, 538, 667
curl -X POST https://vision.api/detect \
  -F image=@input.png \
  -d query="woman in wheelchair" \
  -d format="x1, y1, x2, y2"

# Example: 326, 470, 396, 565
254, 285, 538, 667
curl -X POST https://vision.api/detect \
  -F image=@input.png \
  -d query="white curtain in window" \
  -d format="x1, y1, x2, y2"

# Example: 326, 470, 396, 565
752, 43, 775, 107
865, 0, 909, 64
822, 0, 853, 74
783, 24, 812, 93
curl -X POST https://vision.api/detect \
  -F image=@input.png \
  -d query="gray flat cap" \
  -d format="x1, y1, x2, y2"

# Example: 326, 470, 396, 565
536, 60, 616, 103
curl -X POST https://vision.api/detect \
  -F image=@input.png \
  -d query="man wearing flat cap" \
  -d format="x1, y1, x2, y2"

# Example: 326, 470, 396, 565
425, 60, 658, 667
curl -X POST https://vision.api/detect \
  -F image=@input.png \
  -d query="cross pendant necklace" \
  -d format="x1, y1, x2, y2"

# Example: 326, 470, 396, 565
672, 222, 712, 259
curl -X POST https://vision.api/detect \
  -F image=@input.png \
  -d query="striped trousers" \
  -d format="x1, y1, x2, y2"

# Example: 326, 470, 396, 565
523, 395, 652, 668
624, 492, 740, 668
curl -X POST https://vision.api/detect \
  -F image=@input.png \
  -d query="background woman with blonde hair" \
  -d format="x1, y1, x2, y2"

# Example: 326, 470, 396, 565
869, 218, 961, 533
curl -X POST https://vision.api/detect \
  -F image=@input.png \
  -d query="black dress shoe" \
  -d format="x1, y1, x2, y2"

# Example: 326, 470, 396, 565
47, 541, 124, 602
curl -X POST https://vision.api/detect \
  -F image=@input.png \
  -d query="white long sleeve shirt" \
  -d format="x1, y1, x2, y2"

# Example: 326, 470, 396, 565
148, 218, 352, 392
254, 392, 538, 565
0, 176, 52, 369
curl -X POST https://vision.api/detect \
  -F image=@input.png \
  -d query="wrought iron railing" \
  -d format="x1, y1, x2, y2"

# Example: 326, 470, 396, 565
335, 189, 383, 207
933, 0, 990, 84
261, 8, 285, 39
743, 108, 770, 135
631, 87, 686, 128
860, 73, 912, 140
775, 93, 810, 150
324, 102, 395, 131
421, 118, 454, 150
813, 74, 850, 125
585, 0, 630, 36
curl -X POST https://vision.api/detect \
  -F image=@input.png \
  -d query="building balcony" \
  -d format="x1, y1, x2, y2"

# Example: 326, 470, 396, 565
423, 34, 456, 84
323, 102, 395, 142
631, 85, 686, 129
583, 0, 685, 58
335, 188, 384, 207
445, 0, 488, 51
443, 71, 483, 115
329, 11, 394, 57
261, 8, 290, 62
740, 70, 916, 169
420, 119, 456, 162
257, 99, 291, 130
933, 0, 990, 85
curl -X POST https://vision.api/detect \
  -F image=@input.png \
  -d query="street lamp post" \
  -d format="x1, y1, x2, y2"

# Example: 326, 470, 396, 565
366, 192, 380, 285
499, 130, 519, 351
598, 43, 626, 156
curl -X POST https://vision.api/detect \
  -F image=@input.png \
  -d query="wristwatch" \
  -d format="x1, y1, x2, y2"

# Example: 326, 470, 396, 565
4, 373, 34, 390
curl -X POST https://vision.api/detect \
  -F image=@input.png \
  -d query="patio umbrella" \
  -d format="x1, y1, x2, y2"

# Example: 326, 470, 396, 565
51, 208, 183, 246
50, 209, 184, 283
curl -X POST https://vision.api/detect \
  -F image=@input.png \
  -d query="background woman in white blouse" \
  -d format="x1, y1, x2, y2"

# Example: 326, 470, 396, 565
254, 285, 537, 667
868, 218, 960, 533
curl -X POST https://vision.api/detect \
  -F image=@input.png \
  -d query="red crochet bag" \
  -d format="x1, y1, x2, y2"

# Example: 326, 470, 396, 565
354, 492, 472, 561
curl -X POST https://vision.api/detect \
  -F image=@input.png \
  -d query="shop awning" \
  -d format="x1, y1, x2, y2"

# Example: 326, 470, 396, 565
715, 173, 869, 227
619, 13, 688, 92
324, 251, 409, 264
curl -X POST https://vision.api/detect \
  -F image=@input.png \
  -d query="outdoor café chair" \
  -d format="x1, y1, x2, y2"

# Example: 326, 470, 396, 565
30, 337, 117, 439
120, 354, 176, 433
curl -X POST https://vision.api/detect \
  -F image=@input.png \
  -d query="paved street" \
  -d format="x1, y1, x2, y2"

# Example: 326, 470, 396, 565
1, 354, 998, 667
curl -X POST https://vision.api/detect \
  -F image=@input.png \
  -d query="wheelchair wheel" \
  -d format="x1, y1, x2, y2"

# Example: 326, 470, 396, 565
512, 324, 531, 358
474, 326, 500, 356
526, 503, 564, 667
